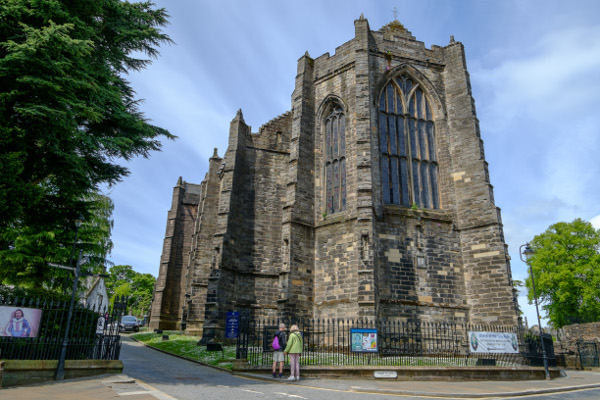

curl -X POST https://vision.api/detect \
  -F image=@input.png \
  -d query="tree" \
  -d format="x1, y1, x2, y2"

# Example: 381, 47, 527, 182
106, 264, 135, 298
106, 265, 155, 316
0, 0, 174, 230
0, 191, 114, 290
130, 273, 155, 316
526, 218, 600, 328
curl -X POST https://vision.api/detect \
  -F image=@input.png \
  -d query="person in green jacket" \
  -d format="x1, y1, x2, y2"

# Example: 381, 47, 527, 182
283, 324, 303, 381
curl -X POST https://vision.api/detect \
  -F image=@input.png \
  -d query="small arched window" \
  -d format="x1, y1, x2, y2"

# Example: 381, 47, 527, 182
379, 75, 439, 209
325, 107, 346, 214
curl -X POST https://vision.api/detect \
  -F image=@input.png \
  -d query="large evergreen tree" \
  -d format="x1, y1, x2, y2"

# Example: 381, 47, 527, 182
0, 0, 173, 228
527, 218, 600, 328
0, 1, 173, 288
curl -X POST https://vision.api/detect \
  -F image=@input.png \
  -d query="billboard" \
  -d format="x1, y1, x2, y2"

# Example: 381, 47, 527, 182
0, 306, 43, 338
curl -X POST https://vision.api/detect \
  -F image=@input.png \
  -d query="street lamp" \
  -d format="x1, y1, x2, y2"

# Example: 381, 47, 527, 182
55, 215, 83, 381
520, 242, 551, 380
68, 214, 84, 269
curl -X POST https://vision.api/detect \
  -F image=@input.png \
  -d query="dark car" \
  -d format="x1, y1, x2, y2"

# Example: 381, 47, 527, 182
119, 315, 140, 332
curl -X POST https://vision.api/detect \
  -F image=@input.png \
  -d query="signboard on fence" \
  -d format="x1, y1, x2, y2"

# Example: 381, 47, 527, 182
225, 311, 239, 339
468, 331, 519, 354
0, 306, 43, 338
351, 328, 378, 353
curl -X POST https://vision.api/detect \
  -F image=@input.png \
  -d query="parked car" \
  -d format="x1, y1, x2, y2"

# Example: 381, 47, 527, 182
120, 315, 140, 332
108, 315, 140, 333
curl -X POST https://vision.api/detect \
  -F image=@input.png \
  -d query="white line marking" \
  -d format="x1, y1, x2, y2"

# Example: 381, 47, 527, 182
273, 393, 308, 399
242, 389, 265, 394
119, 391, 158, 396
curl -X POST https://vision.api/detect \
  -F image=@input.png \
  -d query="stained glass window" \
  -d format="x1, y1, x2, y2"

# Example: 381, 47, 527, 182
325, 107, 346, 214
379, 75, 440, 209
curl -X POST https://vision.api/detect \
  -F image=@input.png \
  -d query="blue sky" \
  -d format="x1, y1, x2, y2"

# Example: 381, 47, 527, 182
104, 0, 600, 327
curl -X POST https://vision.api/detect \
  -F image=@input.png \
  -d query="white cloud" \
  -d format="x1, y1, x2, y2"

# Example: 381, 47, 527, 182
473, 25, 600, 133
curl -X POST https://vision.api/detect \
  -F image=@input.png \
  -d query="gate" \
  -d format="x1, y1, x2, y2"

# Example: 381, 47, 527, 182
578, 341, 599, 368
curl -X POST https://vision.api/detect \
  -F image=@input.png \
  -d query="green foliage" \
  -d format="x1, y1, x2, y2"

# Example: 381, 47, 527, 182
0, 284, 70, 303
0, 1, 174, 229
0, 0, 172, 290
526, 218, 600, 328
0, 191, 114, 290
107, 265, 155, 316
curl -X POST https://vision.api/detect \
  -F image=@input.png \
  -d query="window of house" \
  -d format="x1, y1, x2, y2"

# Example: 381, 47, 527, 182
325, 107, 346, 214
379, 75, 439, 209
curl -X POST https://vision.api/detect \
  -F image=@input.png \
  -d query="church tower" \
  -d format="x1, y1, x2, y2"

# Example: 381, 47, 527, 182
150, 17, 519, 336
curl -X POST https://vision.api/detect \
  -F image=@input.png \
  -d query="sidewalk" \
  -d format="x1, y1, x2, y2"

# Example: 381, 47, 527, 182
2, 370, 600, 399
237, 370, 600, 398
0, 375, 175, 400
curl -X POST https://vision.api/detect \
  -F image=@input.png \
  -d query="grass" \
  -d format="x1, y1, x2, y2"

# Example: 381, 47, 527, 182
132, 333, 522, 370
131, 332, 236, 370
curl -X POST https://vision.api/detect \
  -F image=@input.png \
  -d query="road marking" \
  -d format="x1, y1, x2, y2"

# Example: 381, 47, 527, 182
120, 391, 159, 396
274, 393, 308, 399
135, 378, 180, 400
242, 389, 264, 394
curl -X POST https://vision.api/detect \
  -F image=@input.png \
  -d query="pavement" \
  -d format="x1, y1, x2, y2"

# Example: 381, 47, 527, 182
2, 370, 600, 399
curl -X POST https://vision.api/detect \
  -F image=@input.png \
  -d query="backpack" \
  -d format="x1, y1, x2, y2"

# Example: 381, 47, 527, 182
272, 333, 281, 350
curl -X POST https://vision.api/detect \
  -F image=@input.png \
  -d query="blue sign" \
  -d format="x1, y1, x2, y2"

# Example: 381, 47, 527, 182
350, 328, 378, 353
225, 311, 239, 339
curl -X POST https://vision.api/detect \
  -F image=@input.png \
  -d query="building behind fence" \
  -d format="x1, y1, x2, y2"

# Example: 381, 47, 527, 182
0, 295, 126, 361
237, 318, 555, 368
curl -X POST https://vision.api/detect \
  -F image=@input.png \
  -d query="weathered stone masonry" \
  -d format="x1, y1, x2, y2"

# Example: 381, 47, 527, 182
150, 17, 520, 336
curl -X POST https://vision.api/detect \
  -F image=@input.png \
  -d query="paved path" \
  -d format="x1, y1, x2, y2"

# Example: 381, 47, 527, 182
3, 335, 600, 399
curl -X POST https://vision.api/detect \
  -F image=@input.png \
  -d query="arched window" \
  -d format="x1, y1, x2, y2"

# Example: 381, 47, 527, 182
379, 75, 439, 209
325, 107, 346, 214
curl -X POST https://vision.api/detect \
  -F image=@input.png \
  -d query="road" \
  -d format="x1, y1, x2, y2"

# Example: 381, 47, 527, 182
119, 335, 600, 400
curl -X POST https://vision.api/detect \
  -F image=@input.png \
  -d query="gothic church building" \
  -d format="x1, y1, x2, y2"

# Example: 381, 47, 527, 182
150, 17, 520, 335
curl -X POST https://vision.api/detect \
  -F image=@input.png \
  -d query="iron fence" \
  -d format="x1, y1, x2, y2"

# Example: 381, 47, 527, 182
0, 295, 126, 360
237, 318, 556, 368
577, 341, 599, 368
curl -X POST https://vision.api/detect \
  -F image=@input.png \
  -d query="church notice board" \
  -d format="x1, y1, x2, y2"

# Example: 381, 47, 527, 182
351, 328, 378, 353
468, 331, 519, 353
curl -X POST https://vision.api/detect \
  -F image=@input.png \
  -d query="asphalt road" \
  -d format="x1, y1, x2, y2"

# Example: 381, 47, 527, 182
119, 335, 600, 400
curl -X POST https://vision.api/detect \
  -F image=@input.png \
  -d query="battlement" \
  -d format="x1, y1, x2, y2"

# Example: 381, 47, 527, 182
257, 110, 292, 135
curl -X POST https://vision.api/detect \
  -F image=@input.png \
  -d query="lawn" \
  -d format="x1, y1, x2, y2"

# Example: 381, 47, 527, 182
131, 332, 237, 370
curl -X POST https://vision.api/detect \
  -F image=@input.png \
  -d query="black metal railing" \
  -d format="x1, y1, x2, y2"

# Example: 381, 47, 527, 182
236, 318, 555, 367
577, 341, 599, 368
0, 295, 126, 360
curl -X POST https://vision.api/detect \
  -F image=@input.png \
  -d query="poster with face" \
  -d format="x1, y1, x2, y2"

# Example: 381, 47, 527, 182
0, 306, 43, 338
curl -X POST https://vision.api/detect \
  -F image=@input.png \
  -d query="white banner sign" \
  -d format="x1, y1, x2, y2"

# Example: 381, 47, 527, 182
468, 331, 519, 354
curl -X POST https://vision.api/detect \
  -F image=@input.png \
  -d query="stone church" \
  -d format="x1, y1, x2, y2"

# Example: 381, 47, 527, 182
149, 17, 520, 336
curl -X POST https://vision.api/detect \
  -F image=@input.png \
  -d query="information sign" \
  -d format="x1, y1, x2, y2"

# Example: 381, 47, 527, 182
351, 328, 378, 353
225, 311, 240, 339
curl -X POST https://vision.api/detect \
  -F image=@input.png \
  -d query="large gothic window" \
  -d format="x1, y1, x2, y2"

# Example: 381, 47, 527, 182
325, 107, 346, 214
379, 75, 440, 209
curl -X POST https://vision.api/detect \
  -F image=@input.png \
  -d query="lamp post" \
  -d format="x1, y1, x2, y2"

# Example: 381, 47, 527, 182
55, 249, 83, 380
69, 215, 84, 268
520, 242, 551, 380
55, 215, 83, 381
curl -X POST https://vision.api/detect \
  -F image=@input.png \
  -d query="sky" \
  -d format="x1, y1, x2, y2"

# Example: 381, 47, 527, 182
103, 0, 600, 328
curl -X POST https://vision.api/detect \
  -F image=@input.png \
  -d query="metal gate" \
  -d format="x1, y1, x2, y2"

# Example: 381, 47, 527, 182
577, 341, 599, 368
